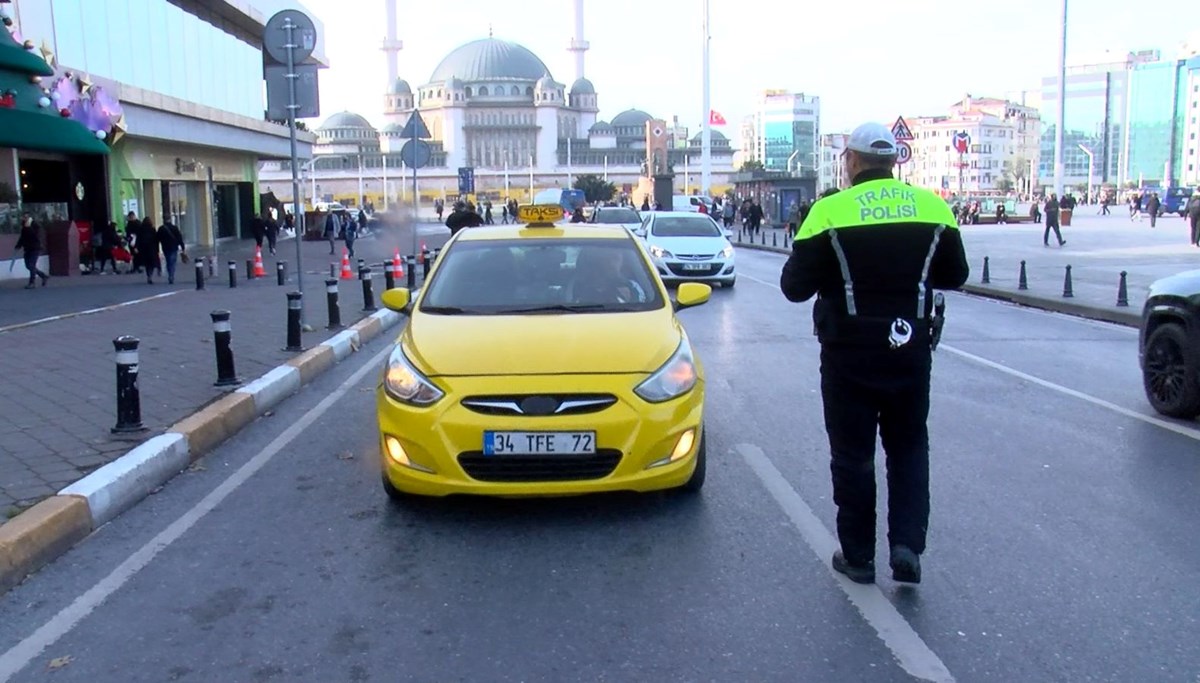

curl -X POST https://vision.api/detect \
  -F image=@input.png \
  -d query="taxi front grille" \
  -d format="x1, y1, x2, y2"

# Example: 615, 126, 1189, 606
457, 450, 623, 482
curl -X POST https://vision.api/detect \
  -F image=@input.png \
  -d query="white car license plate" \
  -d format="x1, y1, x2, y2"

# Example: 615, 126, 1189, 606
681, 263, 708, 271
484, 431, 596, 456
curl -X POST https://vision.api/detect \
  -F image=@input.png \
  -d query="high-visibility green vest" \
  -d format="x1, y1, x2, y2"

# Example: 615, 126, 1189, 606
795, 178, 958, 240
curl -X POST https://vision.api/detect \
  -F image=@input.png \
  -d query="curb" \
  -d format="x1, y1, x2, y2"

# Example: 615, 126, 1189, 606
0, 307, 404, 594
733, 241, 1140, 328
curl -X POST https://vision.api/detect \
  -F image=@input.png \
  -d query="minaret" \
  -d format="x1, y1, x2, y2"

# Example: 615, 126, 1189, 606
381, 0, 402, 86
567, 0, 588, 81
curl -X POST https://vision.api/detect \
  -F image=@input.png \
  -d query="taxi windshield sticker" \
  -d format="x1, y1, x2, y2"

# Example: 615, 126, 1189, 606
518, 204, 563, 225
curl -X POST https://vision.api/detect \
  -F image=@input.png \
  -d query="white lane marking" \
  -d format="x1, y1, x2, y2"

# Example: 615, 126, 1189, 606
738, 266, 1200, 441
0, 342, 395, 682
737, 443, 956, 683
939, 344, 1200, 442
739, 272, 783, 289
0, 291, 181, 335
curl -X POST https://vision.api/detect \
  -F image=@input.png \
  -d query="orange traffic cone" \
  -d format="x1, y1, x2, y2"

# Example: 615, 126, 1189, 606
339, 249, 353, 280
417, 241, 426, 264
253, 246, 266, 278
392, 249, 404, 278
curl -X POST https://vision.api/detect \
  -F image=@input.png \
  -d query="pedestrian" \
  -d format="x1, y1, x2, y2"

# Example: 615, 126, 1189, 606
484, 201, 494, 225
323, 211, 338, 254
787, 201, 800, 239
1029, 198, 1042, 224
1187, 191, 1200, 247
93, 221, 120, 274
779, 121, 969, 585
134, 217, 160, 284
124, 211, 142, 273
435, 199, 444, 222
264, 211, 279, 255
444, 200, 483, 236
748, 200, 764, 236
344, 214, 358, 258
250, 212, 266, 250
14, 212, 50, 288
157, 219, 185, 284
1044, 194, 1064, 246
1146, 192, 1161, 228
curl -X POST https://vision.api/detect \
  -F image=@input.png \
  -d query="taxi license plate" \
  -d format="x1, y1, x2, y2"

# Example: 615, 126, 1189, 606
681, 263, 708, 271
484, 431, 596, 456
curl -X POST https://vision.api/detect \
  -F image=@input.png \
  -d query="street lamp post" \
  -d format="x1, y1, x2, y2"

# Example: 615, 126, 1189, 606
1077, 143, 1094, 202
1053, 0, 1068, 198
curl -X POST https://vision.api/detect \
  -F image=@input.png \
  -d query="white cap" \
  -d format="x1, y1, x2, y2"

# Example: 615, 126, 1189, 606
846, 122, 898, 157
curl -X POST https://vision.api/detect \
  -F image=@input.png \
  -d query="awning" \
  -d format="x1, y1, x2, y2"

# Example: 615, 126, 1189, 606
0, 109, 110, 155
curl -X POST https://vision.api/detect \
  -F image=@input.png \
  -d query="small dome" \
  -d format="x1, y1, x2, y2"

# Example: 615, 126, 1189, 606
318, 111, 375, 131
382, 122, 405, 134
691, 130, 728, 142
535, 75, 557, 90
611, 108, 653, 128
570, 77, 595, 94
389, 78, 412, 95
446, 77, 464, 90
589, 121, 614, 134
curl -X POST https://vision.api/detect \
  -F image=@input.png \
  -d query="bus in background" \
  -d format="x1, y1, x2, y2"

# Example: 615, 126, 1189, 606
532, 189, 587, 218
1140, 186, 1194, 216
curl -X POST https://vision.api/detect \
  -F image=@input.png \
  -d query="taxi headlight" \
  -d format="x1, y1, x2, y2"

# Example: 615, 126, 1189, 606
721, 244, 734, 258
383, 345, 444, 405
649, 244, 673, 259
635, 336, 697, 402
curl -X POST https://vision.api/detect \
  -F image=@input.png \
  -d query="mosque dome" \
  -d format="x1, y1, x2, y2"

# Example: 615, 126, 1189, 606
389, 78, 412, 95
611, 109, 653, 129
570, 77, 595, 95
318, 111, 375, 130
429, 38, 552, 83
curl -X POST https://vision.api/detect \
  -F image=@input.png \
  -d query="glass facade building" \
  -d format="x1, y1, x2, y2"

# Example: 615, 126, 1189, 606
754, 92, 819, 175
1125, 58, 1194, 186
1039, 65, 1129, 187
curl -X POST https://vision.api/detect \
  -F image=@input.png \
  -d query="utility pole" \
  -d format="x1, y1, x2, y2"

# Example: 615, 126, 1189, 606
1054, 0, 1068, 198
700, 0, 712, 196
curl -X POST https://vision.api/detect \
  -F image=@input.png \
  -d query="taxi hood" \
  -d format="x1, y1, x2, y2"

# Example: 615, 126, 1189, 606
402, 309, 681, 376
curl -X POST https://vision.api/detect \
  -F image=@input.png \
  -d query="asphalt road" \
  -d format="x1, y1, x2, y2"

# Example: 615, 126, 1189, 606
1, 247, 1199, 682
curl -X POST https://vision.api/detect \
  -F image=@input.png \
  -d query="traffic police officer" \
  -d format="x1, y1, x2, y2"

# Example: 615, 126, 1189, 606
780, 122, 969, 584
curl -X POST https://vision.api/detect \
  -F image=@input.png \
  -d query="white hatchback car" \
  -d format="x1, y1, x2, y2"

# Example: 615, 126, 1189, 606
637, 211, 736, 288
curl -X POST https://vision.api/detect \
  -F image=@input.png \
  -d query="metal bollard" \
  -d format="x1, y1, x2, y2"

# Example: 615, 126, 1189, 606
1018, 260, 1028, 290
1062, 265, 1074, 298
228, 260, 237, 288
285, 291, 305, 352
195, 257, 206, 290
210, 310, 240, 386
772, 232, 778, 247
422, 249, 431, 279
330, 262, 337, 279
1117, 271, 1129, 307
360, 266, 377, 311
384, 262, 396, 290
208, 256, 215, 278
406, 255, 416, 289
246, 258, 255, 281
357, 258, 365, 273
276, 261, 287, 286
325, 278, 342, 329
111, 336, 147, 434
981, 256, 990, 284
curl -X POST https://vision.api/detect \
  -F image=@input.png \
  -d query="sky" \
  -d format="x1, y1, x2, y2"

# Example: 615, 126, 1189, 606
294, 0, 1198, 140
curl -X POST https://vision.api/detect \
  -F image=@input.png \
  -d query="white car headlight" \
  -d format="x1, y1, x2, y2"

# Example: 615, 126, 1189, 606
383, 345, 444, 405
635, 336, 698, 403
721, 244, 734, 258
649, 244, 673, 259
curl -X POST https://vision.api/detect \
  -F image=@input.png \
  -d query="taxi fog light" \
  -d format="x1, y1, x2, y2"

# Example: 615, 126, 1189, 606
384, 345, 444, 406
635, 336, 697, 403
647, 429, 697, 469
384, 435, 435, 473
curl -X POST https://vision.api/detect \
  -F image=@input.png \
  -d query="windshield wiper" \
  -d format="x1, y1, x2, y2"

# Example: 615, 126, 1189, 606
498, 303, 609, 314
419, 305, 477, 315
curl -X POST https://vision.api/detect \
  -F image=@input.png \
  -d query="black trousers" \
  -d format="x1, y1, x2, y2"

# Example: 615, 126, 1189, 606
1043, 220, 1063, 245
820, 346, 932, 564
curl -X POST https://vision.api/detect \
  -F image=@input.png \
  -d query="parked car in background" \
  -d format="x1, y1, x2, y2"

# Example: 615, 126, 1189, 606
1139, 269, 1200, 418
637, 211, 736, 288
589, 206, 642, 233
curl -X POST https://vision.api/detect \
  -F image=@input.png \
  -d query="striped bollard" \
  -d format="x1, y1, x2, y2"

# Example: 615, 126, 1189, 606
211, 310, 240, 387
111, 336, 147, 434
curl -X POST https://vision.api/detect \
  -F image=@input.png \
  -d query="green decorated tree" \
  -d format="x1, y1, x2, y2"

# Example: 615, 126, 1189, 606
573, 174, 617, 203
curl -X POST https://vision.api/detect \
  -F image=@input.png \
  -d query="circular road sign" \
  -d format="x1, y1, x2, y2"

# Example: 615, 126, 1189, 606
400, 140, 431, 169
952, 131, 971, 155
264, 10, 317, 65
896, 141, 912, 165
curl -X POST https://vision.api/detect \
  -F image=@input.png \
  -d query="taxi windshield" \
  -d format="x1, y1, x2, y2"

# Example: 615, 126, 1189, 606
651, 216, 722, 237
419, 238, 664, 315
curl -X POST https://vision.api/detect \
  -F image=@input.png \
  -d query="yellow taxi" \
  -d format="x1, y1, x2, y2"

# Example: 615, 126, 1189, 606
375, 204, 711, 500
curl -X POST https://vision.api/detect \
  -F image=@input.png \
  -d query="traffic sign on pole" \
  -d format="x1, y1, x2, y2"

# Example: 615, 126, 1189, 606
896, 141, 912, 165
399, 140, 430, 169
953, 131, 971, 155
458, 167, 475, 194
399, 110, 431, 140
891, 116, 914, 141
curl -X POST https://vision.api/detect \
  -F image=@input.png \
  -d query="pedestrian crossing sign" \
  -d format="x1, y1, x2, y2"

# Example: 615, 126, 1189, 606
891, 116, 914, 141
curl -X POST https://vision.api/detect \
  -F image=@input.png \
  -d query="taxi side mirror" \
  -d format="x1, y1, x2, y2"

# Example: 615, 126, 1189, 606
381, 288, 411, 313
673, 282, 711, 311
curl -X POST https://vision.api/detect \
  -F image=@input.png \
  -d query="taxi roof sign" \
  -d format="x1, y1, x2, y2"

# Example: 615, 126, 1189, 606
518, 204, 563, 226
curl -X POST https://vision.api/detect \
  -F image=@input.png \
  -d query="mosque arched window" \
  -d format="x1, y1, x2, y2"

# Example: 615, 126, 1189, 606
526, 86, 534, 97
511, 86, 520, 96
465, 87, 473, 97
479, 86, 488, 96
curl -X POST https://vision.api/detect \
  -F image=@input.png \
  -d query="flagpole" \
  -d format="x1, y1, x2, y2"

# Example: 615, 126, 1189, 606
700, 0, 712, 196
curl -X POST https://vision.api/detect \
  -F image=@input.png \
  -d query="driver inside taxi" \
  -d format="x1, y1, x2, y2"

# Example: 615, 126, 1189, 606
572, 247, 647, 305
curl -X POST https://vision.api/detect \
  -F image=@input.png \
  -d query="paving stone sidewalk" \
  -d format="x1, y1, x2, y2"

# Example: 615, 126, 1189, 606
0, 222, 448, 520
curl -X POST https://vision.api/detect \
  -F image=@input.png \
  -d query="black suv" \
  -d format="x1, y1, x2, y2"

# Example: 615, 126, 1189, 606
1140, 270, 1200, 418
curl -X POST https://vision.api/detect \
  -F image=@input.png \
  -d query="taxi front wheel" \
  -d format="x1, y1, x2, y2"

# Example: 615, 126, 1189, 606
680, 428, 707, 493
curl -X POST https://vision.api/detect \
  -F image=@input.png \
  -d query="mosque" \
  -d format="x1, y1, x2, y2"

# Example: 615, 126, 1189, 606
258, 0, 735, 208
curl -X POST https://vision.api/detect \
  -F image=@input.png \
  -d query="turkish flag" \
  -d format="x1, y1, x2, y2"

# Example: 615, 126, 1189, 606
709, 110, 726, 126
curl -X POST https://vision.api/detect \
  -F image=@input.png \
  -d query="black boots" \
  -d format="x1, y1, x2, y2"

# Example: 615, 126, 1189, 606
890, 545, 921, 584
832, 551, 875, 584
